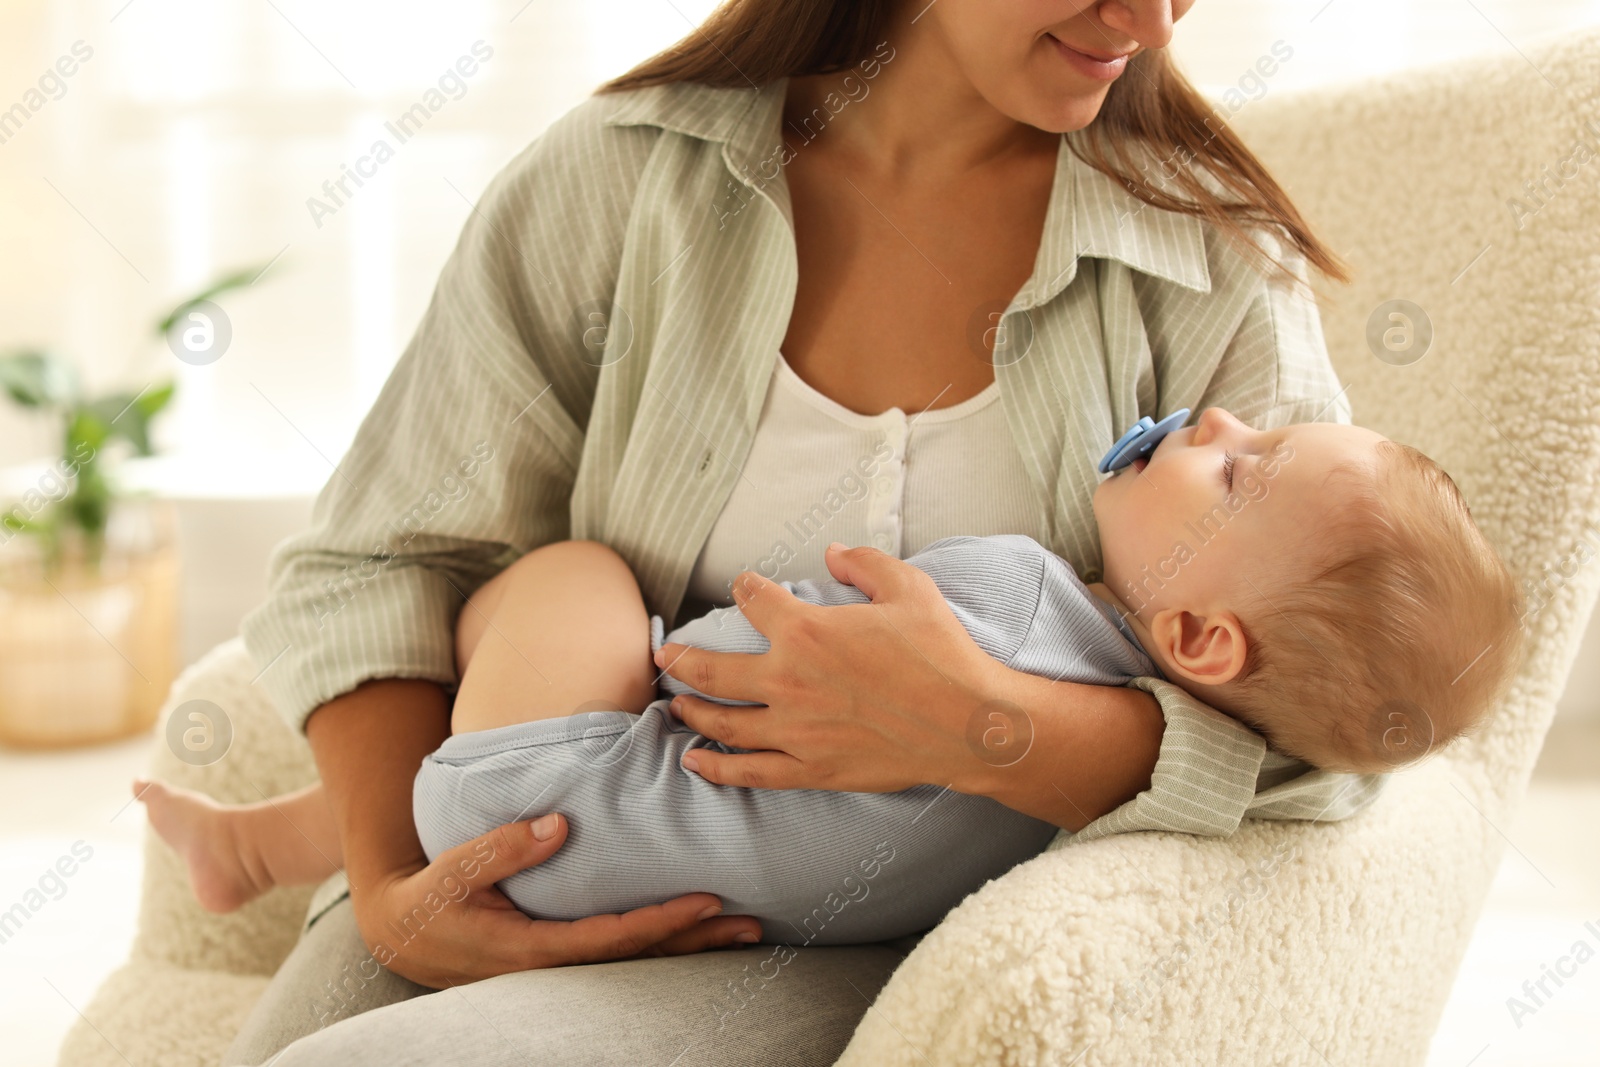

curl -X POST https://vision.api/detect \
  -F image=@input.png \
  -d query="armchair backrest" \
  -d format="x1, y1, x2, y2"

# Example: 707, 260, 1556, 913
1229, 25, 1600, 801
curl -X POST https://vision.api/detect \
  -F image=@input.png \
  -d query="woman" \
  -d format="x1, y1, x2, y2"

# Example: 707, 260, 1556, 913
231, 0, 1384, 1062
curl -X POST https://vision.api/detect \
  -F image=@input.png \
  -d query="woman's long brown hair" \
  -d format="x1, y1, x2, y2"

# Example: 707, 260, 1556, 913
596, 0, 1351, 290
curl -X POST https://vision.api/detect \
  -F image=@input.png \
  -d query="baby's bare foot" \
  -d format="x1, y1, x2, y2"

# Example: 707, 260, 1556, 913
133, 778, 273, 913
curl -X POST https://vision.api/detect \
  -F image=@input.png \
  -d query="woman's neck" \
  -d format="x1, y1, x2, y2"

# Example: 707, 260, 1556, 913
784, 10, 1056, 179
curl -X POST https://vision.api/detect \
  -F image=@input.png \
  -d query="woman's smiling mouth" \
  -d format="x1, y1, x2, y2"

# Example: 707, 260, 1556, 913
1046, 34, 1132, 81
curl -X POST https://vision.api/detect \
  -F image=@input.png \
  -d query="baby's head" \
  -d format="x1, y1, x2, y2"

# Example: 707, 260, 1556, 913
1092, 408, 1524, 774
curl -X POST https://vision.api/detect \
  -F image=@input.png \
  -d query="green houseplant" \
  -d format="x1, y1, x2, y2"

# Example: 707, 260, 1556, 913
0, 268, 263, 747
0, 354, 175, 569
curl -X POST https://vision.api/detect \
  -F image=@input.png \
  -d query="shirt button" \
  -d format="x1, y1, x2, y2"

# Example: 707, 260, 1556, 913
873, 476, 892, 496
873, 533, 891, 551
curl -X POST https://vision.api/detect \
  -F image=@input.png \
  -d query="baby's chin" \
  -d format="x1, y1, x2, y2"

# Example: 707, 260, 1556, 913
1090, 478, 1121, 529
1090, 499, 1138, 568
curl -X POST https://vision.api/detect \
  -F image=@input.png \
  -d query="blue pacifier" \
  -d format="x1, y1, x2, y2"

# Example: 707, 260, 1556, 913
1097, 408, 1191, 474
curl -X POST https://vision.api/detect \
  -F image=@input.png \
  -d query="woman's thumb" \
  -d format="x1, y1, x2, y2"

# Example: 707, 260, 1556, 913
825, 541, 886, 598
452, 814, 568, 886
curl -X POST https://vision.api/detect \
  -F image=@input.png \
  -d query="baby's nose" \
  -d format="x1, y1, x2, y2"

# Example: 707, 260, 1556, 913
1193, 407, 1224, 444
1196, 406, 1244, 443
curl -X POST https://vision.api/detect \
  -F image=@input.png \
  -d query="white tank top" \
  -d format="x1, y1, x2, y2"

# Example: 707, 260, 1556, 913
679, 350, 1049, 626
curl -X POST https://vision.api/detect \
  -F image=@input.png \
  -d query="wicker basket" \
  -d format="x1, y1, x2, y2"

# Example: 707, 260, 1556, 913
0, 500, 180, 748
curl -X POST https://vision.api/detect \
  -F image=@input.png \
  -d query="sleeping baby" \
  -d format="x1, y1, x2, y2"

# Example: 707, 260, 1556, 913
135, 406, 1523, 947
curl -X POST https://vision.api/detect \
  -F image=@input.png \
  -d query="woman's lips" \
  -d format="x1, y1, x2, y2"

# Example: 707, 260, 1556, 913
1047, 34, 1130, 81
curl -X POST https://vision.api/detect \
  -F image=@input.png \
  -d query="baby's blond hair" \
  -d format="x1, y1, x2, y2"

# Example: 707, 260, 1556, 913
1227, 441, 1524, 774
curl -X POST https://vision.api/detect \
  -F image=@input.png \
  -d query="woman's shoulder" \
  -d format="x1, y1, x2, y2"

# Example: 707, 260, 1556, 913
487, 90, 663, 201
499, 80, 756, 184
456, 87, 695, 262
473, 81, 758, 241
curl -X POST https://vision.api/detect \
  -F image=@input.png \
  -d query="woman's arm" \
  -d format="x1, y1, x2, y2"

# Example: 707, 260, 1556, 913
957, 669, 1164, 832
660, 546, 1325, 835
305, 680, 452, 900
238, 99, 764, 984
660, 544, 1163, 831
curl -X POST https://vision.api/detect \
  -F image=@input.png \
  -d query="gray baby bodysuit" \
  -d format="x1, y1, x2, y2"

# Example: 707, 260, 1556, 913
412, 533, 1160, 946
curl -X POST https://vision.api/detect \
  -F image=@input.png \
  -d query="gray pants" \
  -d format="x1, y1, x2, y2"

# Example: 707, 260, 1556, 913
224, 894, 914, 1065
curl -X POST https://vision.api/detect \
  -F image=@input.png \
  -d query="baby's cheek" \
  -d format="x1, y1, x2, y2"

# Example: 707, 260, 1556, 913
1239, 472, 1271, 503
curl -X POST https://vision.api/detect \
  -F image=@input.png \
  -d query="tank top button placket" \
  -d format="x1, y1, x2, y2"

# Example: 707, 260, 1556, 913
869, 416, 907, 555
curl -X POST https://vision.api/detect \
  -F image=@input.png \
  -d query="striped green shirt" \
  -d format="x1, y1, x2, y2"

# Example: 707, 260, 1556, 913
240, 78, 1385, 841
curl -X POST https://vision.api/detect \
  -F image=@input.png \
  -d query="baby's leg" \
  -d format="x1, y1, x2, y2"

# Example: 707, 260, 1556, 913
138, 540, 652, 913
450, 540, 658, 735
135, 778, 342, 913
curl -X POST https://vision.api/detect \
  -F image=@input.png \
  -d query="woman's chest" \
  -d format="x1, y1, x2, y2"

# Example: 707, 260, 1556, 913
777, 147, 1055, 417
679, 353, 1049, 617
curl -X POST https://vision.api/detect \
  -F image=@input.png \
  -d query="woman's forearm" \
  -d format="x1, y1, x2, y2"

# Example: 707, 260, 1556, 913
303, 678, 453, 891
952, 664, 1164, 833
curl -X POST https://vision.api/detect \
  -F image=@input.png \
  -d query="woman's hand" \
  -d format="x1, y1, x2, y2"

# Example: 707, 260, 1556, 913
653, 543, 1000, 795
306, 680, 759, 991
352, 813, 761, 989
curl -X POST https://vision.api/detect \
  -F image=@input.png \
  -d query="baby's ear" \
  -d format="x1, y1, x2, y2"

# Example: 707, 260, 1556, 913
1148, 608, 1249, 689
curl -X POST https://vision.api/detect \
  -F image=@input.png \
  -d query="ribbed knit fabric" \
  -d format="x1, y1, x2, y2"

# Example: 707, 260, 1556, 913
412, 533, 1157, 945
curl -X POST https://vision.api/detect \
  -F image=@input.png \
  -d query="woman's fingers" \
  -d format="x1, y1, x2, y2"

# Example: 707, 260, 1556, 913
367, 826, 761, 983
680, 746, 808, 790
654, 572, 818, 702
723, 567, 811, 638
822, 541, 896, 598
355, 818, 576, 986
528, 893, 752, 966
653, 642, 766, 703
437, 823, 753, 970
670, 697, 778, 751
636, 913, 763, 957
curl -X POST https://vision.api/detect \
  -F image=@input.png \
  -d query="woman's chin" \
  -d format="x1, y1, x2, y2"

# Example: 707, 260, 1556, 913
970, 58, 1111, 136
1017, 88, 1112, 135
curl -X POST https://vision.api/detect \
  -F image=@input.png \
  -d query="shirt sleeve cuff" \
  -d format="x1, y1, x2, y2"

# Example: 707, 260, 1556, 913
1072, 677, 1267, 842
239, 564, 464, 734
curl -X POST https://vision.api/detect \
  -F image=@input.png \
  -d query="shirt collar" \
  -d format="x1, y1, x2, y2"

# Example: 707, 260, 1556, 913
599, 78, 1212, 305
